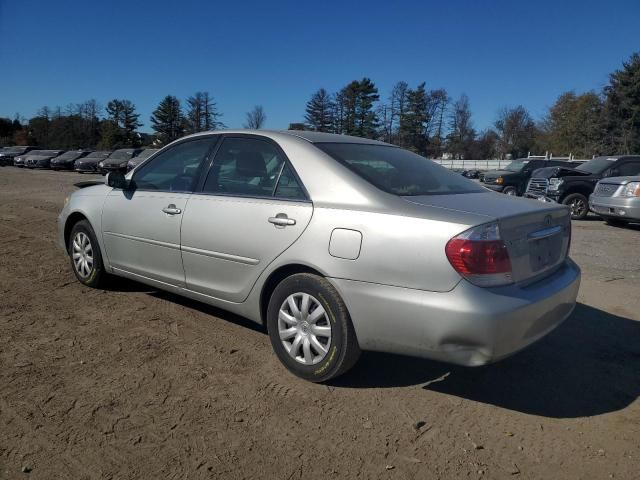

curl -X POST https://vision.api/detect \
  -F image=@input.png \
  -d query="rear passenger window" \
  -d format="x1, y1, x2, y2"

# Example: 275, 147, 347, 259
203, 137, 306, 200
274, 164, 306, 200
617, 162, 640, 176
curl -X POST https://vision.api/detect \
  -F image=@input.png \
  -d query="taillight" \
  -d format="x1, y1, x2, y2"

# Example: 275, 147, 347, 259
445, 222, 513, 287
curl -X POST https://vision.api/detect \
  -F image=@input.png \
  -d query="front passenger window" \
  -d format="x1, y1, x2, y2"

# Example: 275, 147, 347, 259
133, 137, 216, 192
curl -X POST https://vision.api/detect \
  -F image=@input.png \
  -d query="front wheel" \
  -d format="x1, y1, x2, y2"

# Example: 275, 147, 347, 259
562, 193, 589, 220
68, 220, 108, 288
503, 186, 517, 196
267, 273, 360, 382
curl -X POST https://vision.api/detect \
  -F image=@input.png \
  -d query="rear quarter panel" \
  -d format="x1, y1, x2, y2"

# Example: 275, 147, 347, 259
271, 206, 470, 293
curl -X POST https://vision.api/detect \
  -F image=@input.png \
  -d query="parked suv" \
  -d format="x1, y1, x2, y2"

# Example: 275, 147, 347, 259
525, 155, 640, 219
589, 176, 640, 226
483, 158, 584, 196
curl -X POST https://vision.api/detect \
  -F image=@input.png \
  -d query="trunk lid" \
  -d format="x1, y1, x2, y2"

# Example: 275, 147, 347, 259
404, 192, 572, 284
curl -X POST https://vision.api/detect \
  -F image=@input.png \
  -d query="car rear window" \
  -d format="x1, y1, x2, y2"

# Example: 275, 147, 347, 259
315, 143, 484, 196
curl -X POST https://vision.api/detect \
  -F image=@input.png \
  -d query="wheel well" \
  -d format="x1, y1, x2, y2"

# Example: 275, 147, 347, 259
63, 212, 88, 251
259, 264, 323, 328
560, 188, 591, 202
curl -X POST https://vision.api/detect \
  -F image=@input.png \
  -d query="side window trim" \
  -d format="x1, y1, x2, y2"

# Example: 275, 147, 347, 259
196, 133, 312, 202
131, 136, 220, 193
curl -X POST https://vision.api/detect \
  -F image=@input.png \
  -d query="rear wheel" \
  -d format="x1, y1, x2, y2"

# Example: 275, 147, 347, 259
267, 273, 360, 382
562, 193, 589, 220
68, 220, 108, 288
503, 186, 517, 196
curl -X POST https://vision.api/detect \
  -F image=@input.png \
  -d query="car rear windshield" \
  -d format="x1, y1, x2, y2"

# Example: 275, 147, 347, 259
576, 157, 615, 174
504, 160, 529, 172
316, 143, 485, 196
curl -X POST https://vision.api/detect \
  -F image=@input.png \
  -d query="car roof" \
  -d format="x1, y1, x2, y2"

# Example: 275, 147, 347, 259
183, 129, 393, 146
595, 155, 640, 161
277, 130, 392, 146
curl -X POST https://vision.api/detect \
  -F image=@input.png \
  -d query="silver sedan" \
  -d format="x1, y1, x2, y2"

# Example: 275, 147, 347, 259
57, 130, 580, 382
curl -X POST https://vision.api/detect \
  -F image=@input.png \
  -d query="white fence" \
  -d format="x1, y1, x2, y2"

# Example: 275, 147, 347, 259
432, 159, 511, 170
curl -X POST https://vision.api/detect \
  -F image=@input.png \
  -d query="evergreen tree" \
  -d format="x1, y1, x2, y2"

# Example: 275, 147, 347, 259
151, 95, 185, 144
340, 78, 379, 138
103, 99, 140, 147
603, 52, 640, 154
121, 100, 141, 147
400, 82, 429, 152
304, 88, 334, 132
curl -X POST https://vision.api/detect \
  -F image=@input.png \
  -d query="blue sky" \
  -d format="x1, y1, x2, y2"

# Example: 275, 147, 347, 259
0, 0, 638, 132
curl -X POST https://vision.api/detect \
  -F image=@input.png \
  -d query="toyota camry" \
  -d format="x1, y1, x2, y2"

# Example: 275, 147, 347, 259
58, 130, 580, 382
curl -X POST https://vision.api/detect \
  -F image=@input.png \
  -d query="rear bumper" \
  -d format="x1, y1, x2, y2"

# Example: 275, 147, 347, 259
330, 258, 580, 366
589, 195, 640, 221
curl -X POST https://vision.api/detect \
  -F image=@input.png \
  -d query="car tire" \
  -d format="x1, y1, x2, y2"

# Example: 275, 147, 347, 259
605, 218, 628, 227
68, 220, 108, 288
267, 273, 360, 382
562, 193, 589, 220
503, 186, 517, 196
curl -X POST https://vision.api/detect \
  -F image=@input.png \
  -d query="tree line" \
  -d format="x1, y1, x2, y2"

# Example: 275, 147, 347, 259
0, 92, 270, 150
1, 52, 638, 158
303, 52, 640, 159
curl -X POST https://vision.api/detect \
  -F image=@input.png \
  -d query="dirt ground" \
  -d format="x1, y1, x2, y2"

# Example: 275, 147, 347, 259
1, 167, 639, 480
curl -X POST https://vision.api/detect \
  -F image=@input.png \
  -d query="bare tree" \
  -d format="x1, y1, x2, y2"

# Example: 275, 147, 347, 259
244, 105, 266, 129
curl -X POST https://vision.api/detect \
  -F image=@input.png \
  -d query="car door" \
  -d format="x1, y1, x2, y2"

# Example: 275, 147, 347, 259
101, 136, 218, 286
180, 135, 313, 302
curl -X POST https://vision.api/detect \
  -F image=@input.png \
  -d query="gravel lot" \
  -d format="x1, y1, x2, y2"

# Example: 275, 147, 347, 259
1, 167, 639, 479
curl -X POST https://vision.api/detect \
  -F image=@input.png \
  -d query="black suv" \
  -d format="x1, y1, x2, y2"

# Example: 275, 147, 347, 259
482, 158, 583, 196
525, 155, 640, 219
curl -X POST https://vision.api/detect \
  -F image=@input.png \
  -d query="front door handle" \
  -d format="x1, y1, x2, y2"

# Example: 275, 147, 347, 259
162, 204, 182, 215
268, 213, 296, 227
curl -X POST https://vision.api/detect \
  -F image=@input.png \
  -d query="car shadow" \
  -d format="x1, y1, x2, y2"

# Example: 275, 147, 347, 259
148, 290, 267, 335
331, 303, 640, 419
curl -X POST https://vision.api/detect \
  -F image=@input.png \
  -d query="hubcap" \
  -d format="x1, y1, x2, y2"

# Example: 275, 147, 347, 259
72, 232, 94, 278
505, 189, 516, 196
570, 198, 586, 216
278, 293, 332, 365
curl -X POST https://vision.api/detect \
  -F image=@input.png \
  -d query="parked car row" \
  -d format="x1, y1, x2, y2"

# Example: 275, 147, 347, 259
476, 155, 640, 226
0, 146, 159, 173
524, 155, 640, 224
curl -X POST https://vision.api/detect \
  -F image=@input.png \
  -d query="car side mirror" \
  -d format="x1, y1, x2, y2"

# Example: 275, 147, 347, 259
106, 171, 129, 190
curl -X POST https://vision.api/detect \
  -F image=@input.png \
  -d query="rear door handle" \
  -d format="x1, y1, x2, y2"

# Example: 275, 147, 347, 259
268, 213, 296, 227
162, 204, 182, 215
